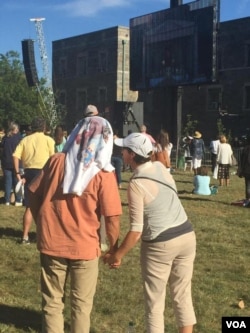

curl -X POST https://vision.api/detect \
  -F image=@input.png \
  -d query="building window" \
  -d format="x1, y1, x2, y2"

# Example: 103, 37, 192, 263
98, 88, 107, 105
77, 54, 87, 76
207, 86, 222, 111
57, 91, 67, 121
59, 91, 66, 105
98, 87, 107, 111
76, 90, 87, 113
59, 58, 67, 77
246, 44, 250, 67
244, 85, 250, 110
98, 51, 107, 72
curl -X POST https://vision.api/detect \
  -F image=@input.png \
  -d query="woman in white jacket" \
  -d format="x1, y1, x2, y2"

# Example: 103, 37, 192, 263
217, 135, 233, 186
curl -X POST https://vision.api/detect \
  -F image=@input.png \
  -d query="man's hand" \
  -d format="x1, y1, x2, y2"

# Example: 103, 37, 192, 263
103, 252, 121, 269
103, 230, 141, 269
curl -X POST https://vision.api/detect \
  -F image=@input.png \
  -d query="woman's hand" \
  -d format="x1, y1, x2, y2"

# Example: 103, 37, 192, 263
103, 252, 121, 269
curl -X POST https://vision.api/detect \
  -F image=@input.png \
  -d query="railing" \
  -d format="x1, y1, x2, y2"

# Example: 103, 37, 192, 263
171, 147, 241, 169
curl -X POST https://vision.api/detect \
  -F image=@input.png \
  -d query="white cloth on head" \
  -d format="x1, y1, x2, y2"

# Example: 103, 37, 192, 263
63, 116, 114, 195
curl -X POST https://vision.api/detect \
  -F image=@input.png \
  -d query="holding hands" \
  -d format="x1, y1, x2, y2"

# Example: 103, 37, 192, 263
103, 251, 121, 268
102, 231, 141, 269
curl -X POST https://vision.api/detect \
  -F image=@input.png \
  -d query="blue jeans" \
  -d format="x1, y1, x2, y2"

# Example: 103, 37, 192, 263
111, 156, 123, 185
3, 168, 22, 204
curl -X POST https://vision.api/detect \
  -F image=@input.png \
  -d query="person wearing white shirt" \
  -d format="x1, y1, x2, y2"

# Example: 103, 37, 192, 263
217, 135, 233, 186
209, 137, 220, 173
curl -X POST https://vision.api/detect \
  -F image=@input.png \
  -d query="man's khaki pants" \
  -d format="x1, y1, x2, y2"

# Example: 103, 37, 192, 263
40, 253, 99, 333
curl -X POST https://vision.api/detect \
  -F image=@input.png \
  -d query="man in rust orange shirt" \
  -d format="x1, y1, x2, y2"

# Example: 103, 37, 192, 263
28, 106, 122, 333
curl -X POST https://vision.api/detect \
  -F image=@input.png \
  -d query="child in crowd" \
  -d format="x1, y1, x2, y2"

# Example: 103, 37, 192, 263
54, 125, 67, 152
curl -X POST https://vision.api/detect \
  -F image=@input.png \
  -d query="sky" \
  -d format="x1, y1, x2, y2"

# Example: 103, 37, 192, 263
0, 0, 250, 77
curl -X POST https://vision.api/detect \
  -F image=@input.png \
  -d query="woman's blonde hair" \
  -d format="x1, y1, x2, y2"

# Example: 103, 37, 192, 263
6, 122, 19, 137
219, 135, 227, 143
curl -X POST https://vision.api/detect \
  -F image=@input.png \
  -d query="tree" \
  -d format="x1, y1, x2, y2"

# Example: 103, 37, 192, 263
216, 118, 232, 143
216, 119, 226, 136
182, 114, 198, 137
0, 51, 41, 129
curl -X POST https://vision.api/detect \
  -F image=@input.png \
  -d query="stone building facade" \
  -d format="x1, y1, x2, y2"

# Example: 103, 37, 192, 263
52, 26, 138, 132
52, 18, 250, 145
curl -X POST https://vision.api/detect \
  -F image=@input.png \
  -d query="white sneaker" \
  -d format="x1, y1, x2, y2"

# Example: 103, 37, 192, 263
5, 202, 10, 206
15, 202, 23, 207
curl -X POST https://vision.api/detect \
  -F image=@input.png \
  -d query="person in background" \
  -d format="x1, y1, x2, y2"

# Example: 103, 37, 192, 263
153, 129, 171, 170
111, 130, 123, 188
140, 124, 156, 145
165, 130, 173, 159
0, 127, 4, 162
28, 105, 121, 333
122, 129, 134, 172
105, 132, 196, 333
237, 136, 250, 206
13, 117, 55, 244
1, 122, 23, 206
21, 125, 32, 138
0, 127, 4, 142
190, 131, 205, 175
217, 134, 233, 186
54, 124, 67, 152
182, 136, 193, 172
193, 166, 211, 195
209, 136, 220, 173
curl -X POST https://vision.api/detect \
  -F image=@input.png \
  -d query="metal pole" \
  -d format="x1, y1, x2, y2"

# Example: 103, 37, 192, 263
176, 86, 183, 168
122, 40, 126, 102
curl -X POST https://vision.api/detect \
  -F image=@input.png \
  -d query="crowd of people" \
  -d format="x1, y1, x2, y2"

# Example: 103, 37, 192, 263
0, 106, 250, 333
182, 132, 242, 191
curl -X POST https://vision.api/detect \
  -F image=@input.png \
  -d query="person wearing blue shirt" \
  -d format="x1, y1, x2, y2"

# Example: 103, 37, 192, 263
1, 122, 23, 205
193, 166, 211, 195
190, 131, 205, 175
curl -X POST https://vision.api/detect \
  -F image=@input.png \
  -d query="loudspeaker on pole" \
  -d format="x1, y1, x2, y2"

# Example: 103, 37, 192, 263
21, 39, 39, 87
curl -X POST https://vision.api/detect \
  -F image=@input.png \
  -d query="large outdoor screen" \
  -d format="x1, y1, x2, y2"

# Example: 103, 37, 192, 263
130, 0, 220, 89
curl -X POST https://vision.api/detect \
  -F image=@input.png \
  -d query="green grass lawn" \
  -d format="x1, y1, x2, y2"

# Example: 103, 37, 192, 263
0, 168, 249, 332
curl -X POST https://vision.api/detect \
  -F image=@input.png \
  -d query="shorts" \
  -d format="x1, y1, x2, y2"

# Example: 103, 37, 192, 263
24, 168, 42, 207
218, 164, 230, 179
192, 158, 202, 169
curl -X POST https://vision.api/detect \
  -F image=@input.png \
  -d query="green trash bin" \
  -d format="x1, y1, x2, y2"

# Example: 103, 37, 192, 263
177, 156, 185, 169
